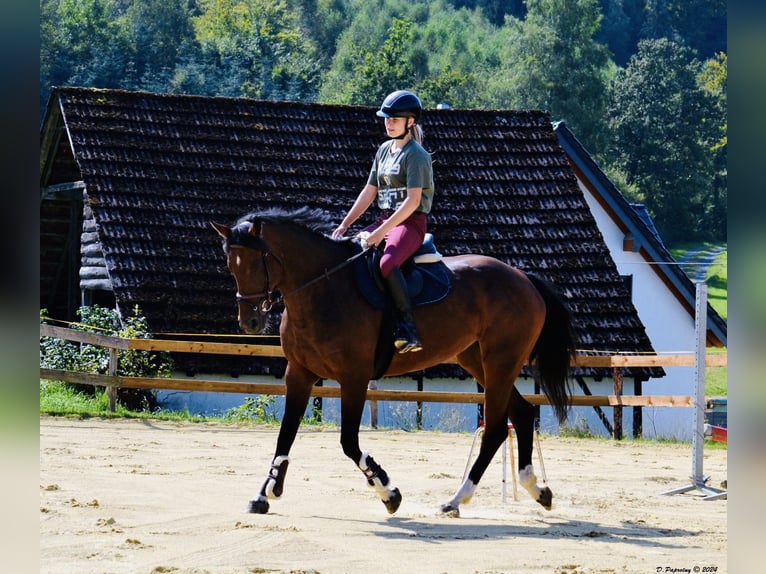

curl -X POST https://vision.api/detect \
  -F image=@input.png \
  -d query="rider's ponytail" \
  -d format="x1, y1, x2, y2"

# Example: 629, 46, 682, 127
411, 123, 424, 145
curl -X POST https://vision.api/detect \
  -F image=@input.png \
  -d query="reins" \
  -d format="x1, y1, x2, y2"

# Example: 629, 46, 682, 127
236, 243, 370, 313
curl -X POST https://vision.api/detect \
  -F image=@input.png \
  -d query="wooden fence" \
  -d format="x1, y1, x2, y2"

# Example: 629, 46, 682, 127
40, 324, 727, 436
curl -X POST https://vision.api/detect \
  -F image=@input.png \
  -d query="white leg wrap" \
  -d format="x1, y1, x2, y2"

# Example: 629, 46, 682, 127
359, 451, 392, 500
447, 478, 476, 509
264, 455, 289, 498
519, 464, 542, 500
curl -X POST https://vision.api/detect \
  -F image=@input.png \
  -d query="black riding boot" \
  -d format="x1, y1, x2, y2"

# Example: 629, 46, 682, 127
384, 267, 423, 353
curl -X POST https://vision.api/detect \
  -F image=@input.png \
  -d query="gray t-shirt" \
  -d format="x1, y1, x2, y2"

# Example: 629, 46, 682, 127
367, 139, 434, 214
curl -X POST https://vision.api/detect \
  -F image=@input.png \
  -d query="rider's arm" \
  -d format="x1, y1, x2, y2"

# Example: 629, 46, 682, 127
332, 183, 378, 238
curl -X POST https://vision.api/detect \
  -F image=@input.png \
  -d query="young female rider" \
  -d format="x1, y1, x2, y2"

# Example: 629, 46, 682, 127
331, 90, 434, 353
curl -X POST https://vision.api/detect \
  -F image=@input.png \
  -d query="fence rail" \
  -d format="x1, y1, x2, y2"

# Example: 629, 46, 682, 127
40, 324, 726, 412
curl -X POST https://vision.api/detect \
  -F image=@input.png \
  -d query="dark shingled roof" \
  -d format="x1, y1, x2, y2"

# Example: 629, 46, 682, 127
40, 87, 662, 381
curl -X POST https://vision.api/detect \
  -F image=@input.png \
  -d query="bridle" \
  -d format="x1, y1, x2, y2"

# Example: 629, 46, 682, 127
232, 242, 370, 315
234, 250, 280, 315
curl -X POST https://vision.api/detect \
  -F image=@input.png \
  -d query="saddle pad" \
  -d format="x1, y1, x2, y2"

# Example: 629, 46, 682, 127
354, 253, 452, 310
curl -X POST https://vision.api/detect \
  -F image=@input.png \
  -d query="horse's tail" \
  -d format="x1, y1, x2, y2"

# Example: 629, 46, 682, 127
526, 273, 578, 425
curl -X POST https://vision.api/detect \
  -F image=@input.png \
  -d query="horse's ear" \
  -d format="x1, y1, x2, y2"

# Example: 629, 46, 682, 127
210, 221, 231, 240
233, 220, 259, 238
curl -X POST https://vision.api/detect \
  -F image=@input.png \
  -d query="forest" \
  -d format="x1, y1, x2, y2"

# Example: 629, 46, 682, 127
40, 0, 726, 245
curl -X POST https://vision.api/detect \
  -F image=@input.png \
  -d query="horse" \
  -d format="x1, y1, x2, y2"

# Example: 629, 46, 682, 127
211, 206, 577, 516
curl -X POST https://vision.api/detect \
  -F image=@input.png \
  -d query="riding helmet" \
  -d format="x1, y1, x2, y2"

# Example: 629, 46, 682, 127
376, 90, 422, 122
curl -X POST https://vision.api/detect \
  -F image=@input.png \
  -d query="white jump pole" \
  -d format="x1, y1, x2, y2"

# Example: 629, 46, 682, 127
661, 281, 726, 500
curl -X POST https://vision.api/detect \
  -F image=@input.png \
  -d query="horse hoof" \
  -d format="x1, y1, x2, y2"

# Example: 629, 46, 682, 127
383, 488, 402, 514
537, 486, 553, 511
439, 503, 460, 517
248, 498, 270, 514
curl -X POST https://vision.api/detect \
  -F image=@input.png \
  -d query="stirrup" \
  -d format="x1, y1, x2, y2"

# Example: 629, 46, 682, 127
395, 337, 422, 353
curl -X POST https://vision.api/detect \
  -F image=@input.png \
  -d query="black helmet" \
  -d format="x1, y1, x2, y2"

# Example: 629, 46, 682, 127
376, 90, 422, 121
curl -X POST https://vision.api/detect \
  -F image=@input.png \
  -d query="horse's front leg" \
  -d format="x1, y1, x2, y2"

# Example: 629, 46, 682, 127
340, 380, 402, 514
508, 386, 552, 510
248, 364, 316, 514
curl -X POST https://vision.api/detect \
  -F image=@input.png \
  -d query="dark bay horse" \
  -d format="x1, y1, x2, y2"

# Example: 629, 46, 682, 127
211, 206, 577, 516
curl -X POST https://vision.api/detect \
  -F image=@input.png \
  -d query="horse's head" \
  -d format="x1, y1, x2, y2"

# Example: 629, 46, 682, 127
211, 218, 282, 335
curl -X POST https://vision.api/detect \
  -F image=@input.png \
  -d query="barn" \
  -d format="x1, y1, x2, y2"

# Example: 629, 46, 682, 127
39, 86, 722, 438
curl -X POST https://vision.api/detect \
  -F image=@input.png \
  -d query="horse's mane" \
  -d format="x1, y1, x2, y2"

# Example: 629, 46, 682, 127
236, 206, 335, 239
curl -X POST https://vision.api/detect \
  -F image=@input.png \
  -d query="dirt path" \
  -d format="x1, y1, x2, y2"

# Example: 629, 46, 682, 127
40, 417, 727, 574
677, 246, 726, 283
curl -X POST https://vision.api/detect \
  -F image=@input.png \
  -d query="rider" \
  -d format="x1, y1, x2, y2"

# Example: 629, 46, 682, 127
332, 90, 434, 353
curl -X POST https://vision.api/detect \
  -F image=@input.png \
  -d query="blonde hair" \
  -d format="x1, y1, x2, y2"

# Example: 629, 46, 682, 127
410, 123, 424, 144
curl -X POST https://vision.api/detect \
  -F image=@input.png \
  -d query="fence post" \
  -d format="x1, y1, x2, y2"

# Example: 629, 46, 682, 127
107, 348, 118, 412
612, 367, 623, 440
313, 379, 323, 422
416, 374, 423, 430
368, 380, 378, 429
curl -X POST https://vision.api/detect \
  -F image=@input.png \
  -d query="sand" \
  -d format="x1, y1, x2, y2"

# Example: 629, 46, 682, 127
40, 416, 727, 574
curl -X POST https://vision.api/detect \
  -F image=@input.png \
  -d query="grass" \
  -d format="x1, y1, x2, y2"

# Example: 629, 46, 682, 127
668, 243, 727, 397
39, 379, 309, 427
40, 380, 238, 423
702, 247, 727, 398
705, 249, 727, 321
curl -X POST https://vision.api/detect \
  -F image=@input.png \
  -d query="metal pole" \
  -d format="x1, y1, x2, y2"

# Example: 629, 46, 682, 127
692, 282, 707, 481
661, 282, 726, 500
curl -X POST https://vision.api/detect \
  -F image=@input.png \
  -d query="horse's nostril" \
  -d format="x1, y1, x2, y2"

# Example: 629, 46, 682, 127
239, 315, 261, 335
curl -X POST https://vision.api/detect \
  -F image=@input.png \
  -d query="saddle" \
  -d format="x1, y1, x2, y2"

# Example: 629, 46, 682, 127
353, 233, 452, 310
352, 234, 452, 379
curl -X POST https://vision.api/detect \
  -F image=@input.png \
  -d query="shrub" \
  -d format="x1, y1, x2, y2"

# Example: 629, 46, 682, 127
223, 395, 278, 423
40, 305, 174, 411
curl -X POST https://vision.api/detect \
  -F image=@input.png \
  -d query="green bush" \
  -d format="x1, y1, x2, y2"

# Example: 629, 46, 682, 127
40, 305, 174, 411
223, 395, 278, 423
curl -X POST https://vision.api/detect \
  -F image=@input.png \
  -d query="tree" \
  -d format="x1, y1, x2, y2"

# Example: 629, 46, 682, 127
292, 0, 352, 68
192, 0, 322, 100
641, 0, 726, 60
448, 0, 525, 26
415, 1, 502, 108
121, 0, 196, 91
607, 38, 717, 244
343, 17, 419, 105
491, 0, 613, 157
40, 0, 133, 112
318, 0, 430, 105
595, 0, 645, 66
698, 52, 727, 240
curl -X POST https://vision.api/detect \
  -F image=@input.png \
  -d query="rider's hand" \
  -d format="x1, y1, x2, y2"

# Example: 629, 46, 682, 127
364, 228, 385, 248
331, 224, 348, 239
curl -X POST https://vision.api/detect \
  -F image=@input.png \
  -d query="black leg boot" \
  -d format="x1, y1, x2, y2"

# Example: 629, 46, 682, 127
383, 267, 423, 353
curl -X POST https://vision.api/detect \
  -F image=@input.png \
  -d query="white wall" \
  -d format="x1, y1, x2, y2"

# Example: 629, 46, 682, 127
578, 181, 700, 440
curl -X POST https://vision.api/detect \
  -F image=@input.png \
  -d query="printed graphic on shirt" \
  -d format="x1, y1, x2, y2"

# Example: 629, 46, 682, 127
377, 186, 407, 210
379, 152, 402, 188
368, 139, 434, 215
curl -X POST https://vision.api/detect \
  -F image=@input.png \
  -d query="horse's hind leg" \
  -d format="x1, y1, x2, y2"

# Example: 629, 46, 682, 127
441, 413, 509, 515
441, 345, 512, 515
249, 364, 315, 514
340, 379, 402, 514
508, 386, 552, 510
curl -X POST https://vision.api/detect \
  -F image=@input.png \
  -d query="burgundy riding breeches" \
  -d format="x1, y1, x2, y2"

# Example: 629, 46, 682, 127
365, 211, 427, 278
